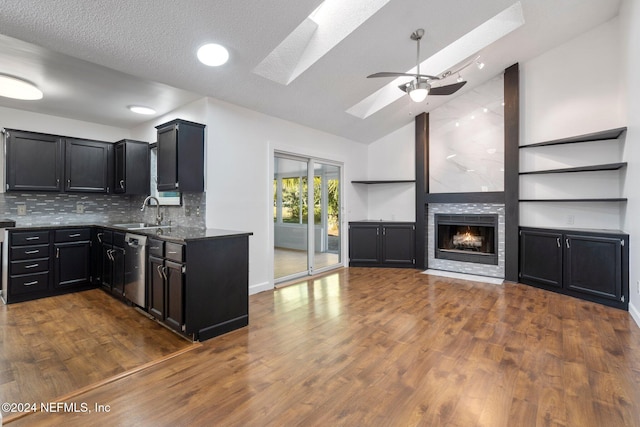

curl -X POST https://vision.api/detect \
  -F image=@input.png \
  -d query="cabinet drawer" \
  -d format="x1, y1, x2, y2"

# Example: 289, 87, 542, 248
55, 228, 90, 242
10, 230, 50, 246
11, 244, 49, 260
10, 258, 49, 275
148, 239, 164, 257
9, 272, 49, 296
165, 243, 184, 262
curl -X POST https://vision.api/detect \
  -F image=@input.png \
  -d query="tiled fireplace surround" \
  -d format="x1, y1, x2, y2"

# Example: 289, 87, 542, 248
427, 203, 506, 278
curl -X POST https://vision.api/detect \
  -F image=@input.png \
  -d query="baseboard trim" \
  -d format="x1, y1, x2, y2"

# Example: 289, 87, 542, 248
629, 301, 640, 329
249, 281, 272, 295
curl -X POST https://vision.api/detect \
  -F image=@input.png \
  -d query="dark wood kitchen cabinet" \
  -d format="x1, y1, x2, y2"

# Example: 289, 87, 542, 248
100, 230, 125, 298
349, 221, 415, 267
114, 139, 150, 195
3, 228, 94, 304
148, 240, 186, 333
53, 228, 92, 290
519, 227, 628, 309
64, 138, 113, 193
5, 129, 63, 192
155, 119, 205, 192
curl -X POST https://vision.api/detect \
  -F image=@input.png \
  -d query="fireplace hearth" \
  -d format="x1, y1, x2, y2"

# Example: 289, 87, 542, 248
435, 214, 498, 265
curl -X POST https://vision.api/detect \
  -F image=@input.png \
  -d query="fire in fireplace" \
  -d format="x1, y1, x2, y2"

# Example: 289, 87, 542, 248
435, 214, 498, 265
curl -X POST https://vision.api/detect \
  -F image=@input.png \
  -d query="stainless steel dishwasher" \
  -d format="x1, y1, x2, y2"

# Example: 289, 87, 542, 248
124, 233, 147, 308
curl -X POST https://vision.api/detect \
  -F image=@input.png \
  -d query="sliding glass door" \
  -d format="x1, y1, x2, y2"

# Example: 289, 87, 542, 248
273, 153, 341, 282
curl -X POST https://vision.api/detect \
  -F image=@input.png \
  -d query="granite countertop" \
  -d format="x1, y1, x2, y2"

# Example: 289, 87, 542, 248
6, 222, 252, 243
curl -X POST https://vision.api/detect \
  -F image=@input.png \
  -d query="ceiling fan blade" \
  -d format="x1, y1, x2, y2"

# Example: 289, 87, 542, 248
368, 72, 438, 79
429, 81, 467, 96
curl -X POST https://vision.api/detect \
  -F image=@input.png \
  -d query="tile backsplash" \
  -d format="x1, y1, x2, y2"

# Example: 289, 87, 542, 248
0, 192, 206, 228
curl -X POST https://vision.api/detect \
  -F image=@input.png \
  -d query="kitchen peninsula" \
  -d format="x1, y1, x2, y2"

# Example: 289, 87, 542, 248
2, 223, 252, 341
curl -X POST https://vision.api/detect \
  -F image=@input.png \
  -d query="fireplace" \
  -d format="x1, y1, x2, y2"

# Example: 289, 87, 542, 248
435, 214, 498, 265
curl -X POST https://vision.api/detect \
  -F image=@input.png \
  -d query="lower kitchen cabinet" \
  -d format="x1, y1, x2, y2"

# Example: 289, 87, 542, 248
148, 241, 186, 333
2, 228, 94, 303
148, 235, 250, 341
53, 228, 92, 290
100, 231, 125, 298
349, 221, 416, 267
519, 227, 629, 309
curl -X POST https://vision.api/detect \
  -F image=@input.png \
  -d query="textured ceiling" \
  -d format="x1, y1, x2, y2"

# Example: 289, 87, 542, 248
0, 0, 622, 143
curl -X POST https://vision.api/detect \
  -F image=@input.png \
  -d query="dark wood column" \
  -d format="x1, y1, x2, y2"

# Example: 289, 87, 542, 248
504, 63, 520, 282
415, 113, 428, 270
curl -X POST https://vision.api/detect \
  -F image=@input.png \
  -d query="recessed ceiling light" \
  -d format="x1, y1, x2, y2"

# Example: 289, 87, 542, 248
0, 74, 43, 100
128, 105, 156, 115
197, 43, 229, 66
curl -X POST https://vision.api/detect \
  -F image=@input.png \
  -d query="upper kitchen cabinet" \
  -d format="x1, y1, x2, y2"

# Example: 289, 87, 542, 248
114, 139, 150, 195
65, 138, 113, 193
5, 129, 63, 192
155, 119, 205, 192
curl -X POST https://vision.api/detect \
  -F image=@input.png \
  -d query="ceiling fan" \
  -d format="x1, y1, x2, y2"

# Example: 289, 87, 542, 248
367, 29, 479, 103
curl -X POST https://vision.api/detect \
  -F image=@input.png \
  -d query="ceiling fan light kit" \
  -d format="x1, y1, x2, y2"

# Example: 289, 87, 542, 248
367, 28, 483, 103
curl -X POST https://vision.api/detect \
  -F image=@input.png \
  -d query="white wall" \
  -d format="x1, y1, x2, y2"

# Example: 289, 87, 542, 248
620, 0, 640, 326
199, 97, 367, 294
519, 17, 626, 230
364, 121, 415, 221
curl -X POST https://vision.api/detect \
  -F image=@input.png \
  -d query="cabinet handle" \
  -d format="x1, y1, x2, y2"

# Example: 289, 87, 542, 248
25, 236, 40, 241
556, 237, 560, 248
120, 179, 125, 189
566, 238, 570, 249
68, 179, 71, 186
56, 248, 60, 258
383, 227, 386, 236
24, 250, 40, 254
24, 263, 39, 269
107, 249, 114, 261
68, 233, 81, 238
150, 246, 160, 250
56, 178, 60, 186
157, 264, 164, 278
162, 266, 168, 280
24, 281, 39, 286
167, 251, 177, 254
97, 233, 103, 243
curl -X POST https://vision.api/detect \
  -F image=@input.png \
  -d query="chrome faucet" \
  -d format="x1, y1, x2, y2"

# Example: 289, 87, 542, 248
141, 196, 163, 225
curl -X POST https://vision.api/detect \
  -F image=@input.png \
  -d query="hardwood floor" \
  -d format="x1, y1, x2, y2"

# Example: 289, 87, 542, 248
0, 289, 195, 422
6, 268, 640, 426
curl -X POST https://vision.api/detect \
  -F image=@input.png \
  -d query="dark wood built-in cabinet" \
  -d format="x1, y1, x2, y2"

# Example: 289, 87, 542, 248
100, 230, 126, 298
53, 228, 92, 289
114, 139, 150, 195
349, 221, 415, 267
155, 119, 205, 192
148, 239, 185, 333
5, 130, 63, 192
519, 227, 628, 310
64, 139, 112, 193
2, 228, 94, 303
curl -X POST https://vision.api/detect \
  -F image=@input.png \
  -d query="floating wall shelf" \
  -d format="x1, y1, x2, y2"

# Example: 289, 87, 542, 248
519, 162, 627, 175
519, 127, 627, 148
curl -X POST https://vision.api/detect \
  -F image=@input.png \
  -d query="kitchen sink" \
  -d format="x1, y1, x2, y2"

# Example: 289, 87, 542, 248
112, 223, 171, 230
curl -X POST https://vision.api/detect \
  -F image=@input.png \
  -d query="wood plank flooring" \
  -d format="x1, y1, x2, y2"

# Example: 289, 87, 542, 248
0, 289, 194, 422
6, 268, 640, 426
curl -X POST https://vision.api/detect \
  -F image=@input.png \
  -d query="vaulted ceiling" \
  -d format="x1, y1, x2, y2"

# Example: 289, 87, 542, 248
0, 0, 621, 143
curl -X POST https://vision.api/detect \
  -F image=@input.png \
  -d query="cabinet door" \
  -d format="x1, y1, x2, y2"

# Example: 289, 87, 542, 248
381, 224, 415, 266
519, 229, 563, 288
111, 246, 125, 297
6, 130, 62, 191
349, 224, 381, 265
156, 125, 179, 191
65, 139, 112, 193
148, 255, 165, 320
164, 260, 185, 333
101, 245, 113, 292
53, 241, 91, 289
91, 230, 104, 285
114, 142, 126, 193
564, 234, 622, 301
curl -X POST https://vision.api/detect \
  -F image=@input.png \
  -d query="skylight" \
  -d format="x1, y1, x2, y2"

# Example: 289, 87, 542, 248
253, 0, 390, 85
